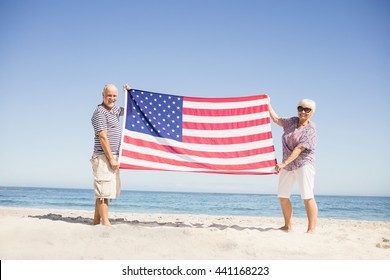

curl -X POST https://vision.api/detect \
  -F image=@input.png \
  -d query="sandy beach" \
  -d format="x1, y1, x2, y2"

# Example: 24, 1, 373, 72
0, 206, 389, 260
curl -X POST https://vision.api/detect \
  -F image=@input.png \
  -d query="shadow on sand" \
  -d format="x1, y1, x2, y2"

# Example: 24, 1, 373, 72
28, 213, 278, 232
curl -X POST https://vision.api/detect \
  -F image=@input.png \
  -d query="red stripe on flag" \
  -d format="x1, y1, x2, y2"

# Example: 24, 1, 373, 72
119, 162, 277, 175
119, 163, 164, 171
182, 118, 270, 130
184, 95, 268, 103
182, 104, 268, 117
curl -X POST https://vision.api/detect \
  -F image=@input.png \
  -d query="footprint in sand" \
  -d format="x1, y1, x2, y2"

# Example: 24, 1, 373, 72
376, 237, 390, 249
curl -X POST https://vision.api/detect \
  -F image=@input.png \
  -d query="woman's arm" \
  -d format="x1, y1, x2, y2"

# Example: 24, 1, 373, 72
275, 146, 305, 172
267, 96, 283, 127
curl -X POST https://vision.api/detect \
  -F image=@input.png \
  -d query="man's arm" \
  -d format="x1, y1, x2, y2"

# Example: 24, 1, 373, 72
98, 130, 119, 170
120, 84, 132, 117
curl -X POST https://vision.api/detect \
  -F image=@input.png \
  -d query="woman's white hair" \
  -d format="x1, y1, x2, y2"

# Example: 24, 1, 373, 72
298, 99, 316, 114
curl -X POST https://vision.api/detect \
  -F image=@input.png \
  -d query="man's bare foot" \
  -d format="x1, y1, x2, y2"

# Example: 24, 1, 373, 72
101, 222, 114, 228
306, 229, 315, 234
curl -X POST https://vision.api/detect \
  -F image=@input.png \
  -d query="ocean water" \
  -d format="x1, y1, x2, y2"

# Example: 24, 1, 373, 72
0, 186, 389, 221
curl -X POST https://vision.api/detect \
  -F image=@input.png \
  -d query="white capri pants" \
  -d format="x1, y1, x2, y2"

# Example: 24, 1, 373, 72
278, 164, 315, 199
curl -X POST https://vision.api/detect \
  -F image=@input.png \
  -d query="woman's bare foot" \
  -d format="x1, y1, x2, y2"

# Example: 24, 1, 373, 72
279, 225, 292, 232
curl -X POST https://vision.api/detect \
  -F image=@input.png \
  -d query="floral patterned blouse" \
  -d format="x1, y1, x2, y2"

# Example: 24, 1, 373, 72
280, 117, 317, 171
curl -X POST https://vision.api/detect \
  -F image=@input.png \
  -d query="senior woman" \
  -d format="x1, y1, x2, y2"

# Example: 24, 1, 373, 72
268, 98, 318, 233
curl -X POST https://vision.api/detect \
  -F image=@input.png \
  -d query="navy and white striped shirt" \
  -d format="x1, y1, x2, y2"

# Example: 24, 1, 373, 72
91, 104, 123, 155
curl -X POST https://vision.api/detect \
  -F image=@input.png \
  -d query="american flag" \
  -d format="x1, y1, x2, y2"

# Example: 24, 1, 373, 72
119, 89, 277, 175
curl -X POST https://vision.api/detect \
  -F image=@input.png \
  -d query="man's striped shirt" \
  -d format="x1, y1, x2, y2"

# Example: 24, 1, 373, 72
91, 104, 123, 155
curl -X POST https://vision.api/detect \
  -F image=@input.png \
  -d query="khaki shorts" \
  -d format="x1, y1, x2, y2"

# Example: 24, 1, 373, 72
277, 164, 315, 199
90, 154, 121, 199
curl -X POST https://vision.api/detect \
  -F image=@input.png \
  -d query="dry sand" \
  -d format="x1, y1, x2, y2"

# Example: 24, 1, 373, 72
0, 206, 389, 260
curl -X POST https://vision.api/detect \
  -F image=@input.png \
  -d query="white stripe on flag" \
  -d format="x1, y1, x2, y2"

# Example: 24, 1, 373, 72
183, 123, 271, 138
123, 130, 274, 152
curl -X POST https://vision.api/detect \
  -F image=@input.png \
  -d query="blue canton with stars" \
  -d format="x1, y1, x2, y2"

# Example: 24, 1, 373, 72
125, 89, 184, 141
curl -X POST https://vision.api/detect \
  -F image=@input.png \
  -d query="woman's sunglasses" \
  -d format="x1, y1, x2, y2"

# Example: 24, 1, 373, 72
297, 106, 312, 113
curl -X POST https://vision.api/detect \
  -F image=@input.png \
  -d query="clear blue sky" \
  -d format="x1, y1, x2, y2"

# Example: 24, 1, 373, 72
1, 0, 389, 196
